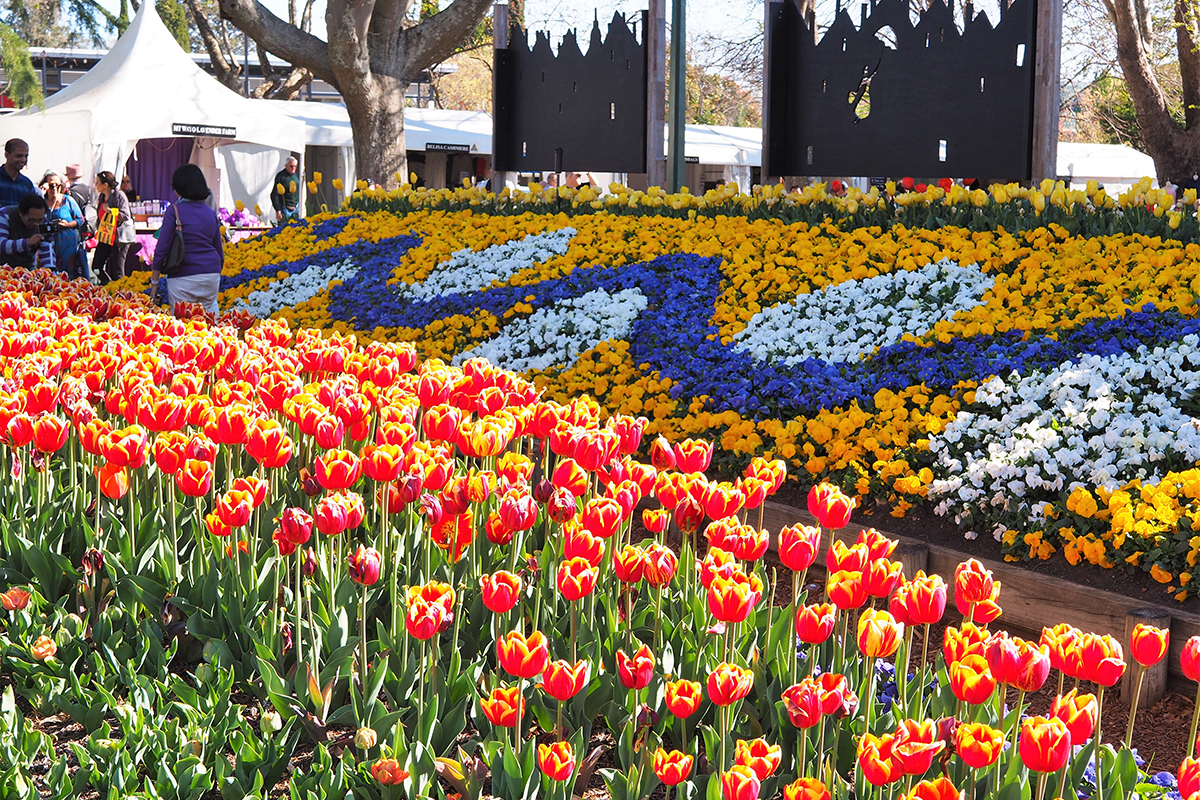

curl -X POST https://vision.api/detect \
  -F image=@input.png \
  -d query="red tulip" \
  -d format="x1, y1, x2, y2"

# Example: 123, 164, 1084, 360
1049, 688, 1097, 744
1076, 632, 1126, 687
642, 507, 669, 534
370, 758, 410, 785
616, 644, 654, 690
778, 523, 821, 572
613, 545, 646, 583
348, 545, 382, 586
315, 448, 361, 490
1019, 716, 1071, 773
985, 631, 1050, 692
720, 765, 760, 800
858, 609, 903, 658
944, 622, 987, 666
653, 748, 694, 786
856, 527, 898, 560
582, 496, 623, 539
901, 571, 947, 625
862, 558, 905, 599
826, 540, 869, 573
538, 740, 575, 782
556, 557, 598, 601
497, 630, 550, 679
734, 737, 781, 780
1180, 756, 1200, 797
1184, 636, 1200, 681
795, 602, 837, 644
32, 415, 68, 453
707, 662, 753, 707
175, 459, 213, 497
955, 722, 1004, 768
542, 659, 588, 701
781, 679, 821, 728
279, 507, 313, 545
97, 462, 129, 499
643, 542, 678, 586
673, 438, 712, 473
783, 777, 829, 800
665, 678, 702, 718
858, 732, 901, 786
1130, 622, 1170, 668
708, 570, 763, 623
949, 654, 996, 705
480, 571, 522, 613
480, 684, 524, 727
900, 777, 960, 800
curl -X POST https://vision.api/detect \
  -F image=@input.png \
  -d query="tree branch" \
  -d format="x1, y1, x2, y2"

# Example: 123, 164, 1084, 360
184, 0, 245, 91
217, 0, 335, 82
399, 0, 495, 79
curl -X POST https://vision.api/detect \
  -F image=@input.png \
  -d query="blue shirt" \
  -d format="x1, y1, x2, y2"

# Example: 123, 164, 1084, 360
0, 170, 35, 208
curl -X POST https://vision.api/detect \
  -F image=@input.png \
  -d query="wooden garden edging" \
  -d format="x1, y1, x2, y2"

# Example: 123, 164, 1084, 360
761, 500, 1200, 699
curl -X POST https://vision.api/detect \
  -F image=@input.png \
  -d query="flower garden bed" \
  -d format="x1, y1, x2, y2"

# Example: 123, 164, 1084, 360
0, 259, 1198, 799
113, 178, 1200, 600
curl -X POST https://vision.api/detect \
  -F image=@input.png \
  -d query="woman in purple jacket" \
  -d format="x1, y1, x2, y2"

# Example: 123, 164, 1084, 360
150, 164, 223, 314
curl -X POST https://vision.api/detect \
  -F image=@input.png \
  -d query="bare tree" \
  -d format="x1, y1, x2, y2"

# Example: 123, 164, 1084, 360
217, 0, 494, 186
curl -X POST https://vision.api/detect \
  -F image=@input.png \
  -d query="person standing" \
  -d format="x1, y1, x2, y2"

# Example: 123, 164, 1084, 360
149, 164, 223, 315
0, 194, 55, 270
0, 139, 35, 208
120, 175, 140, 203
271, 156, 301, 222
92, 171, 135, 284
38, 172, 85, 278
64, 164, 98, 231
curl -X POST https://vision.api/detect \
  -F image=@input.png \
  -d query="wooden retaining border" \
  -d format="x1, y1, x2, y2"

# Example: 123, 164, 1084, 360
760, 500, 1200, 702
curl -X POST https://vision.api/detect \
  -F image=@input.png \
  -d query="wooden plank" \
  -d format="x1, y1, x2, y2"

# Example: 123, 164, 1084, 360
760, 499, 1200, 684
645, 0, 667, 188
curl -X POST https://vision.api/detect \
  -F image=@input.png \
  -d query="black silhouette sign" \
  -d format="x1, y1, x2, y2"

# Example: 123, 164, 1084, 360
494, 13, 648, 173
764, 0, 1038, 179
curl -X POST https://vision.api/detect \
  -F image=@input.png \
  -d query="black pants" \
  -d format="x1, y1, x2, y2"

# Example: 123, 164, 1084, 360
92, 241, 131, 284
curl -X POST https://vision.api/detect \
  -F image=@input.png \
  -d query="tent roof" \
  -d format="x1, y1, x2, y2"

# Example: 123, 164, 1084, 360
1057, 141, 1156, 185
7, 3, 304, 154
265, 101, 493, 154
681, 125, 763, 167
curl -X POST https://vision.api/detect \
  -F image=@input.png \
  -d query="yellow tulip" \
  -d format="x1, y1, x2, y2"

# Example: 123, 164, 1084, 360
235, 200, 245, 211
313, 172, 323, 185
332, 178, 344, 192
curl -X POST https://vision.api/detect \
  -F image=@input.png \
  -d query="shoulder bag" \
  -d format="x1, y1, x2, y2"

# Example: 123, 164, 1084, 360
162, 206, 186, 275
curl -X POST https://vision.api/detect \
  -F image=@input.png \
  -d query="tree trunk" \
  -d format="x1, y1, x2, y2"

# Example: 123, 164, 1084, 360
1109, 0, 1200, 182
342, 73, 409, 185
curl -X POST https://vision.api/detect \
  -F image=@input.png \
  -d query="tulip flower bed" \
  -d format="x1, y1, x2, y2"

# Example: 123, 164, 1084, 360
2, 266, 1200, 800
107, 179, 1200, 598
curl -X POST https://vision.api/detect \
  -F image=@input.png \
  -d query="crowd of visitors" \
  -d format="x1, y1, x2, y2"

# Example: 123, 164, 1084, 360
0, 137, 226, 314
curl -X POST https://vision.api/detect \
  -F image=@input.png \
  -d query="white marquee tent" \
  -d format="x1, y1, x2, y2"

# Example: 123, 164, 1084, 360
1057, 142, 1158, 194
0, 2, 305, 210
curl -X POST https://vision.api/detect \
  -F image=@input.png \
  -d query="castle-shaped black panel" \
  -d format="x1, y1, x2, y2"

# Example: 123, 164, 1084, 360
494, 13, 648, 173
764, 0, 1036, 179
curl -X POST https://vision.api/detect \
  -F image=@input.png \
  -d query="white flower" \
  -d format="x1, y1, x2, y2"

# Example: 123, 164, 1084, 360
237, 257, 358, 317
454, 288, 648, 373
400, 227, 576, 299
732, 258, 994, 364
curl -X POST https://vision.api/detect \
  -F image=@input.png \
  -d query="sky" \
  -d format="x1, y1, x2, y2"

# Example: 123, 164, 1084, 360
92, 0, 763, 50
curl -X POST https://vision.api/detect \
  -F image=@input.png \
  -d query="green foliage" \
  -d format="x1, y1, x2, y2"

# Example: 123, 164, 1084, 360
0, 23, 43, 108
156, 0, 190, 49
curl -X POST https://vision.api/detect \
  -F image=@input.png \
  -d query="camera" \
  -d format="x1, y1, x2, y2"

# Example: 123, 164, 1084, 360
37, 220, 61, 236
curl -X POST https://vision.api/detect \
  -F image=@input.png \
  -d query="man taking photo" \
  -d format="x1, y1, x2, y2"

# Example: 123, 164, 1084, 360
271, 156, 301, 223
0, 139, 35, 208
0, 194, 57, 270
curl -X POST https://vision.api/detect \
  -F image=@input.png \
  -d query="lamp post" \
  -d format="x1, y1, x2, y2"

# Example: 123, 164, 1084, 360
665, 0, 686, 192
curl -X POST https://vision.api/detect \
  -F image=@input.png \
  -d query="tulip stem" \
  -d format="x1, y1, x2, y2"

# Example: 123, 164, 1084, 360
1008, 689, 1026, 769
570, 602, 578, 662
1092, 686, 1105, 800
918, 623, 930, 718
1035, 771, 1048, 800
359, 581, 369, 691
1124, 664, 1145, 749
864, 656, 877, 734
1056, 762, 1069, 800
791, 571, 801, 687
294, 550, 304, 665
899, 626, 913, 714
1190, 683, 1200, 761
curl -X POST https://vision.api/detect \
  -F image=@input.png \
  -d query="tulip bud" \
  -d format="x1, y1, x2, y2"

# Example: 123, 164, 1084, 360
261, 709, 283, 735
355, 727, 378, 749
302, 547, 318, 577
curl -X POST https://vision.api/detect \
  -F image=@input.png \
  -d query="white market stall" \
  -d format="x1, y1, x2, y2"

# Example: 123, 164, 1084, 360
1057, 142, 1157, 195
0, 2, 305, 216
